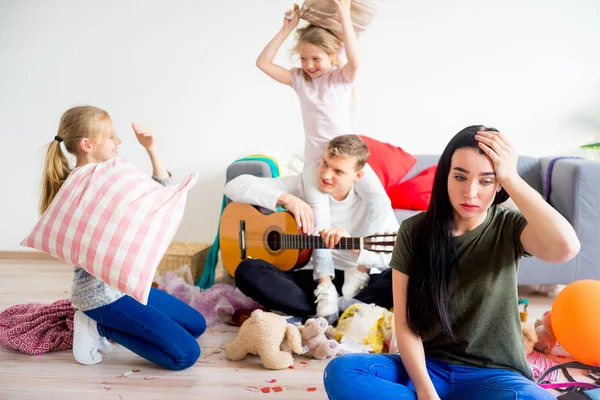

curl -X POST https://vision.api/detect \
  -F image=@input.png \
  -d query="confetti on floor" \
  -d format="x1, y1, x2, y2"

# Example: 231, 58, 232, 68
261, 387, 271, 393
117, 369, 141, 378
101, 381, 111, 391
234, 365, 245, 371
289, 365, 295, 369
204, 348, 223, 359
307, 387, 317, 392
273, 386, 283, 392
243, 386, 260, 393
265, 379, 277, 383
143, 376, 158, 380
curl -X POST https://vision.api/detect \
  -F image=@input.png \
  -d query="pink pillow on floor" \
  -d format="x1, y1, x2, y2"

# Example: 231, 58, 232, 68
21, 158, 197, 305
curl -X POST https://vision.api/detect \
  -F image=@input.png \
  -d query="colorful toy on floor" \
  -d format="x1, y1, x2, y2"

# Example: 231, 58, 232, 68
155, 266, 263, 327
518, 297, 529, 322
534, 311, 557, 353
226, 310, 303, 370
326, 303, 395, 354
521, 324, 537, 356
299, 317, 339, 360
551, 279, 600, 366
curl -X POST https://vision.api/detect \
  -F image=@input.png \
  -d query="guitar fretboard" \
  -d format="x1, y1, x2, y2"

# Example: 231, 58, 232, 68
278, 234, 362, 250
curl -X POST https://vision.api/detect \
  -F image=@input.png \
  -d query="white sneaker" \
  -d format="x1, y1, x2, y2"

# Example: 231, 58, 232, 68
73, 310, 107, 365
314, 282, 339, 317
342, 268, 371, 300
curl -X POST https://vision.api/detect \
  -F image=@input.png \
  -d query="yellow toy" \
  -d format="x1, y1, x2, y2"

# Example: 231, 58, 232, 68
326, 303, 395, 353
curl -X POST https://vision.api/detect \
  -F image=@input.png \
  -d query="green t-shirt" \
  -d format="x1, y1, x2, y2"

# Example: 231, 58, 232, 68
390, 204, 532, 379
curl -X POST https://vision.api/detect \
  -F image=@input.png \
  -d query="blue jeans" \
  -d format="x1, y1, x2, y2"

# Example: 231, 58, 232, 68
324, 354, 554, 400
84, 287, 206, 370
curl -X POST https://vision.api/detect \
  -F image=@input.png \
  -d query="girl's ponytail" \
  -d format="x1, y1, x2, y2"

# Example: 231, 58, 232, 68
40, 138, 71, 215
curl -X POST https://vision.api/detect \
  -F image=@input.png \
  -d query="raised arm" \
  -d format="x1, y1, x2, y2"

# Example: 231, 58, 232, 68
256, 7, 299, 86
131, 123, 169, 180
476, 131, 580, 263
334, 0, 360, 83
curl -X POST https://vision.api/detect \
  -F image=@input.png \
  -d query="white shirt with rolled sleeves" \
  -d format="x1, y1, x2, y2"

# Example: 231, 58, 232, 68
224, 174, 399, 275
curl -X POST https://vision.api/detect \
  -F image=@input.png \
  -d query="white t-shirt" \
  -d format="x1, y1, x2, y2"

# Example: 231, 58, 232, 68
291, 67, 353, 165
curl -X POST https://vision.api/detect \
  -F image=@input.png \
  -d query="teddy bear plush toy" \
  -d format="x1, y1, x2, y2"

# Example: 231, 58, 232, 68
521, 324, 538, 355
533, 310, 570, 357
299, 317, 339, 360
534, 310, 557, 354
226, 309, 303, 370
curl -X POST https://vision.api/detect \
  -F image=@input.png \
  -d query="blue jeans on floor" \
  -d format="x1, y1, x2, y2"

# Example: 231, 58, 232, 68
84, 287, 206, 370
324, 354, 554, 400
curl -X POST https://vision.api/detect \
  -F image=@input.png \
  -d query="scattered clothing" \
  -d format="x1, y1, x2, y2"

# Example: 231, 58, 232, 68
0, 299, 75, 355
156, 267, 263, 327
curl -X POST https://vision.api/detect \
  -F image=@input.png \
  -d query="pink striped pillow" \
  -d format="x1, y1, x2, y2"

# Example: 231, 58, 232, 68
21, 158, 198, 305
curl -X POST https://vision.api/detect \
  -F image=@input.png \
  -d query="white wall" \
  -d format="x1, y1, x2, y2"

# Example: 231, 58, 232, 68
1, 0, 599, 250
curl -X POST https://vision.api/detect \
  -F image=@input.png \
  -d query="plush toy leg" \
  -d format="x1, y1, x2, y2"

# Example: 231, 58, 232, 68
313, 340, 339, 360
226, 339, 248, 361
261, 350, 295, 370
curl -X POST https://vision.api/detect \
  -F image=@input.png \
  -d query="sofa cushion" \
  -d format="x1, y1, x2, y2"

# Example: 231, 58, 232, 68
388, 165, 437, 211
359, 135, 417, 191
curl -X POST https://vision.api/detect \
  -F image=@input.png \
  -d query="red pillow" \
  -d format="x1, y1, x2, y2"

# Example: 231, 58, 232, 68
387, 165, 437, 210
358, 135, 417, 191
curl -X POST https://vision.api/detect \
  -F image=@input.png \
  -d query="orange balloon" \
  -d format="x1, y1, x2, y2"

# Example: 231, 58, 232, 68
551, 280, 600, 366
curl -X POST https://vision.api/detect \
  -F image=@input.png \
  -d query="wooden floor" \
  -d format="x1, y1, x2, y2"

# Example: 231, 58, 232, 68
0, 258, 555, 400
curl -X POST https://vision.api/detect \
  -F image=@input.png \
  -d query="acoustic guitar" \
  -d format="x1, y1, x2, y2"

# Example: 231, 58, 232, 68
219, 202, 396, 277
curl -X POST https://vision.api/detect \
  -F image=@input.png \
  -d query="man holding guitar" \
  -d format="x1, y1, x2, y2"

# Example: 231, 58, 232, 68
224, 135, 399, 318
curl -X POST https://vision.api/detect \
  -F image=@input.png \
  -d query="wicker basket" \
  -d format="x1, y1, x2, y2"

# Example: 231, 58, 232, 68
155, 241, 211, 284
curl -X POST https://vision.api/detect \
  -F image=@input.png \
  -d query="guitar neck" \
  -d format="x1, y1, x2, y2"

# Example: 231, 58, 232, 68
281, 234, 362, 250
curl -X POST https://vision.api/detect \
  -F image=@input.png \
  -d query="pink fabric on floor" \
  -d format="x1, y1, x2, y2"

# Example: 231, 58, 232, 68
0, 299, 75, 355
528, 351, 559, 381
156, 269, 263, 327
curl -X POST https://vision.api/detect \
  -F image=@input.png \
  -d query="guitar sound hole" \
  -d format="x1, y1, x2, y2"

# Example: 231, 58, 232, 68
267, 231, 282, 251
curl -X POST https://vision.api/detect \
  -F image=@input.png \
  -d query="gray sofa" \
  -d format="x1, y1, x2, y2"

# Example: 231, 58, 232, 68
226, 156, 600, 285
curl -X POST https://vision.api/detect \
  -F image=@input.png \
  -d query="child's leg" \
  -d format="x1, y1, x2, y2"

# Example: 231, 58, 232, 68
84, 292, 204, 370
342, 164, 391, 299
302, 164, 335, 282
302, 164, 339, 317
143, 287, 206, 338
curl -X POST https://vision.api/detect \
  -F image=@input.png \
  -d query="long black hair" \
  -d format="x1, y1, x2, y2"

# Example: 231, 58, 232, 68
406, 125, 510, 340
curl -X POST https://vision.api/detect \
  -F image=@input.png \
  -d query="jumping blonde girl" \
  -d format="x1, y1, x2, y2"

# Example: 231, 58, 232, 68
256, 0, 390, 317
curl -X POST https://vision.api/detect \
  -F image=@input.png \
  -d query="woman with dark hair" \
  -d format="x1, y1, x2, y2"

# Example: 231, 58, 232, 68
323, 126, 580, 400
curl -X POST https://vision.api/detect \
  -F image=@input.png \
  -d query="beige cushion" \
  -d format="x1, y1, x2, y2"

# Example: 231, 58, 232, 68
299, 0, 383, 39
